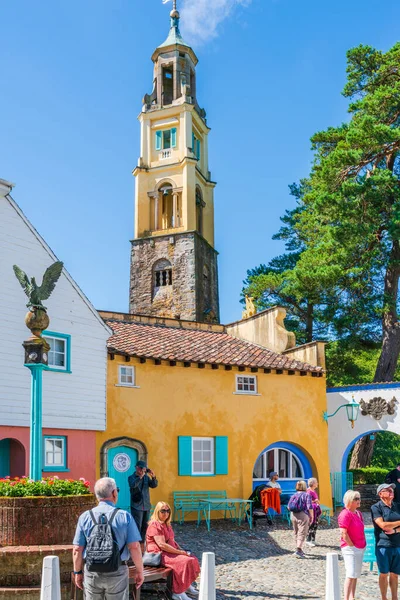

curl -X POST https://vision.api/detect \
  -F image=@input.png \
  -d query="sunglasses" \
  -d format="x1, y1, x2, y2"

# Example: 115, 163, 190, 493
113, 487, 120, 493
160, 509, 171, 514
354, 497, 361, 500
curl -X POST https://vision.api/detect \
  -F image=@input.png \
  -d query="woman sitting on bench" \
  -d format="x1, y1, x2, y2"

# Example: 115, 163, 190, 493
146, 502, 200, 600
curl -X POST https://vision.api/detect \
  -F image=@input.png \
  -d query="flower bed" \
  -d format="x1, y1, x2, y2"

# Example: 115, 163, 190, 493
0, 477, 94, 546
0, 475, 90, 496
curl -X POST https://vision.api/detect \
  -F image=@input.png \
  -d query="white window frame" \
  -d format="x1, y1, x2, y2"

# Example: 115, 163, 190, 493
43, 334, 67, 371
192, 437, 214, 475
44, 437, 66, 468
118, 365, 135, 387
235, 374, 257, 394
253, 447, 304, 481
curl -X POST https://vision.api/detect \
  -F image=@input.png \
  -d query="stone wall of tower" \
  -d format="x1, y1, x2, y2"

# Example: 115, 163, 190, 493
129, 231, 219, 323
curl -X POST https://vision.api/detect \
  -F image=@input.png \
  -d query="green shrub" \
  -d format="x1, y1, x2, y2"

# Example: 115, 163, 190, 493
350, 467, 388, 485
0, 476, 91, 497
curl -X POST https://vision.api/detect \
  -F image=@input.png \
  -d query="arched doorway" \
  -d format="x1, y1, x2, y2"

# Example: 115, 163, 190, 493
100, 437, 147, 512
252, 442, 314, 502
0, 438, 26, 477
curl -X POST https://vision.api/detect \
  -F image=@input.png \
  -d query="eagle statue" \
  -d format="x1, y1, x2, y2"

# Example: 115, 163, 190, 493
13, 261, 64, 312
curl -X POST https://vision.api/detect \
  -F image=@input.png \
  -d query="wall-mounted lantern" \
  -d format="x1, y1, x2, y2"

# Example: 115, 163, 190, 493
323, 396, 359, 429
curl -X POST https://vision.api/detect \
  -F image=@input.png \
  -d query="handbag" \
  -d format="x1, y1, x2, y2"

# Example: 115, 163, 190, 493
142, 551, 162, 567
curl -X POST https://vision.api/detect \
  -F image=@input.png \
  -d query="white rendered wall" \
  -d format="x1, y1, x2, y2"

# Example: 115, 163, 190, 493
327, 384, 400, 472
0, 193, 110, 431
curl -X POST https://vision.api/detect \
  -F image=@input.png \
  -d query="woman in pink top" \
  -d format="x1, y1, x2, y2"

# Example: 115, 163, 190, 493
338, 490, 366, 600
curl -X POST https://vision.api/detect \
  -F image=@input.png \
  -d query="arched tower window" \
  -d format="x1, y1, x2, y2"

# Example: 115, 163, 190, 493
162, 66, 174, 106
160, 184, 173, 230
153, 259, 172, 294
196, 186, 205, 236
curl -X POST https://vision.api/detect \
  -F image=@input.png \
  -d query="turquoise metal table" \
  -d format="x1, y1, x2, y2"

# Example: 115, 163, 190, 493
198, 498, 253, 531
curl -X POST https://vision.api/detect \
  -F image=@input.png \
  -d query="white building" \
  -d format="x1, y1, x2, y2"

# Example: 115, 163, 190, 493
327, 382, 400, 473
0, 178, 110, 481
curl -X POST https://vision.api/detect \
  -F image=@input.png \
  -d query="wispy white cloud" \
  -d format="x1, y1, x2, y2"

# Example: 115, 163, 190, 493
179, 0, 252, 44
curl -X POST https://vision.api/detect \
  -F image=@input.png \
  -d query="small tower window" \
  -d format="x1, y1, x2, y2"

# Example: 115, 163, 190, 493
162, 67, 174, 106
153, 259, 173, 296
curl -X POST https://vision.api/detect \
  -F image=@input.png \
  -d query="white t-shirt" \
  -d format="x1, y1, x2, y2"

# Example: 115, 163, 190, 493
268, 480, 281, 489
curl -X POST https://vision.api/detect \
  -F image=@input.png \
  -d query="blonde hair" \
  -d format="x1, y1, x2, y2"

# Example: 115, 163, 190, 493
150, 501, 172, 526
296, 480, 307, 492
343, 490, 360, 508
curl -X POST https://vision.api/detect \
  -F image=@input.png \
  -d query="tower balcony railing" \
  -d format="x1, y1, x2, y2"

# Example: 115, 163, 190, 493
159, 149, 172, 160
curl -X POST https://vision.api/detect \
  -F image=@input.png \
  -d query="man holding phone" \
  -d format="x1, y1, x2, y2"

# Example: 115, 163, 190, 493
128, 460, 159, 551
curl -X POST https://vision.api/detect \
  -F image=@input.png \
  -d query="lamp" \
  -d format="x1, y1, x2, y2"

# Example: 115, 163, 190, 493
323, 395, 359, 429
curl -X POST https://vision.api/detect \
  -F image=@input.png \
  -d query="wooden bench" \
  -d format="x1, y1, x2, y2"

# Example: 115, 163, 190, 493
71, 565, 173, 600
173, 490, 230, 524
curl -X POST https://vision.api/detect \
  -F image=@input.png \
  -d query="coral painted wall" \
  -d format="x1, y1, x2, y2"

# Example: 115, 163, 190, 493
0, 426, 96, 486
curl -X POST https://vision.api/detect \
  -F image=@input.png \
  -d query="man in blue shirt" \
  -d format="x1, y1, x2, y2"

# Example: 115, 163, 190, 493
73, 477, 144, 600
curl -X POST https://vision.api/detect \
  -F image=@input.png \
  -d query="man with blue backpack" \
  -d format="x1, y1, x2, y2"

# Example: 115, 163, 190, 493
73, 477, 144, 600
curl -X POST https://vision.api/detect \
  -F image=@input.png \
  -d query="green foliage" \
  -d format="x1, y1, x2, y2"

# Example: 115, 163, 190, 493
326, 339, 384, 386
350, 467, 388, 484
370, 431, 400, 469
0, 476, 91, 497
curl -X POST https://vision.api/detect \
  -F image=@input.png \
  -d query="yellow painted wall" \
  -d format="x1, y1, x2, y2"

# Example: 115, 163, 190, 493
97, 357, 331, 510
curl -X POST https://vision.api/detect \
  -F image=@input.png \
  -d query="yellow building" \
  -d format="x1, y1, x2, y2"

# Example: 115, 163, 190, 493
97, 6, 331, 515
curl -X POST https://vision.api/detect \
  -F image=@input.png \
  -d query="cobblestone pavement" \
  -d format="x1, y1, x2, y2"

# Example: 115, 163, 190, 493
157, 513, 381, 600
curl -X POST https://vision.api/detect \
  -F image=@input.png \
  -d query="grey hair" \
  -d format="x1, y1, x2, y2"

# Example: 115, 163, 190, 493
308, 477, 318, 487
94, 477, 117, 500
343, 490, 360, 508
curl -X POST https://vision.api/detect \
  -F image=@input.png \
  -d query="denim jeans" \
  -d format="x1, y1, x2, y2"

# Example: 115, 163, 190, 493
84, 565, 129, 600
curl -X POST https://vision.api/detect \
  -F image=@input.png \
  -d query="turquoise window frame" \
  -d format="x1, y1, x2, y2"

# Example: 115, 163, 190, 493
42, 435, 69, 472
42, 330, 71, 373
178, 436, 228, 477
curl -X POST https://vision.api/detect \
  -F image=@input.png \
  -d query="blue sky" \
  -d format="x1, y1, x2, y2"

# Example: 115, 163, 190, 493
1, 0, 398, 324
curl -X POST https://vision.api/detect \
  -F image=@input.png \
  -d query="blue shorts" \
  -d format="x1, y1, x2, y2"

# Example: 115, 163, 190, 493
376, 546, 400, 575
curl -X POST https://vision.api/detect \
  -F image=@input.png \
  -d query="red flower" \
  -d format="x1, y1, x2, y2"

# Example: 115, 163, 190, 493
84, 481, 90, 488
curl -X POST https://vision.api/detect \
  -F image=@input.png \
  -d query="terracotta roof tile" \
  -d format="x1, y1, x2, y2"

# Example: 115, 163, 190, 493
105, 319, 323, 373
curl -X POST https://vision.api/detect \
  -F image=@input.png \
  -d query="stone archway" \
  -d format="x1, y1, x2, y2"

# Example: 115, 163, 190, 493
100, 437, 148, 478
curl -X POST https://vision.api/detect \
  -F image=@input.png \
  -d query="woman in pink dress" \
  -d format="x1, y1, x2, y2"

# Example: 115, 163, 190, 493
146, 502, 201, 600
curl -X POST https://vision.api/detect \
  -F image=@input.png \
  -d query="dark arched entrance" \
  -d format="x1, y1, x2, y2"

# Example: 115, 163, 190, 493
0, 438, 26, 477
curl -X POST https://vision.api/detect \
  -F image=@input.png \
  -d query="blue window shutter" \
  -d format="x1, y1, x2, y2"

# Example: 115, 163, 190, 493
215, 436, 228, 475
196, 139, 201, 160
192, 132, 195, 152
178, 436, 192, 475
171, 127, 177, 148
156, 131, 162, 151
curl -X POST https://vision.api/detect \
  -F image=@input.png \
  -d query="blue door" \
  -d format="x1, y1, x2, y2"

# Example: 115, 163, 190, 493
108, 446, 138, 512
0, 439, 10, 477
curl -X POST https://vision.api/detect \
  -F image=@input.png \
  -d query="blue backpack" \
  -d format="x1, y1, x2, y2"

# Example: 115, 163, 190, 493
288, 492, 307, 513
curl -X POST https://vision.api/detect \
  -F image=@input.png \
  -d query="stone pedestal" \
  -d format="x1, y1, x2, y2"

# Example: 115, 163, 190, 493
0, 494, 94, 600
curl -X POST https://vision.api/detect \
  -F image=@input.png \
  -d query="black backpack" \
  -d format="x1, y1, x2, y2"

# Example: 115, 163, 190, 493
85, 509, 124, 573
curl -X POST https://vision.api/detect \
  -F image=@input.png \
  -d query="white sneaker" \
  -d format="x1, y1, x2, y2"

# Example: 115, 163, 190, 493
186, 585, 199, 597
306, 541, 315, 547
172, 594, 191, 600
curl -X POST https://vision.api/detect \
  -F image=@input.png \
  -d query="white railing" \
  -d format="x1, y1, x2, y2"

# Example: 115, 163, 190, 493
159, 149, 172, 160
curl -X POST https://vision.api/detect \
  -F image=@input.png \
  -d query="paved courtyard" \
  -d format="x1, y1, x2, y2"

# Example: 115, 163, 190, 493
166, 513, 380, 600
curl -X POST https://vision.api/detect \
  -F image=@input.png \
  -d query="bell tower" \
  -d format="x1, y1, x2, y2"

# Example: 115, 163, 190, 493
129, 3, 219, 323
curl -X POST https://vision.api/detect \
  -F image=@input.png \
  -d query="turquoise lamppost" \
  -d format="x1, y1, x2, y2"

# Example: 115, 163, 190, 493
323, 395, 360, 429
13, 262, 63, 480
